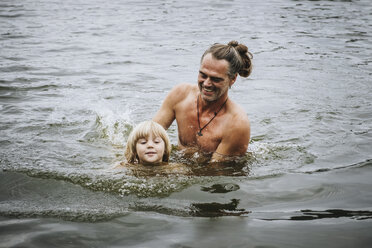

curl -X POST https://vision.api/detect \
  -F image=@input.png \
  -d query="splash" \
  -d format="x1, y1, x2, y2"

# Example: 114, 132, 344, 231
1, 164, 210, 198
75, 99, 136, 149
247, 142, 317, 176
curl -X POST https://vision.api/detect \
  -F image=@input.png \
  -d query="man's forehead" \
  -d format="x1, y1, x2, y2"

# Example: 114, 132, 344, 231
200, 53, 229, 75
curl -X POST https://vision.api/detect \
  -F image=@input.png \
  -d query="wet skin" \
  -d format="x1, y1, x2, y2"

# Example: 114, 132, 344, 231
153, 53, 250, 162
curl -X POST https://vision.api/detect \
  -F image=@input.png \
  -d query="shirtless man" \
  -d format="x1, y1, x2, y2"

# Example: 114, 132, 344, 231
153, 41, 253, 162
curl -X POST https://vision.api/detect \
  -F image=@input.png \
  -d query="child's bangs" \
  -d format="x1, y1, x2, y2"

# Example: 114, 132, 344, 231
136, 123, 164, 140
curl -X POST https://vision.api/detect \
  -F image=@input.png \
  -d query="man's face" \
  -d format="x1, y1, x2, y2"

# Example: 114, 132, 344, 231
198, 53, 235, 102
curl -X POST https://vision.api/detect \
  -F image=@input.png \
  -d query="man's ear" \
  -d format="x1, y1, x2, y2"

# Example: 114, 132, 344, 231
230, 73, 238, 87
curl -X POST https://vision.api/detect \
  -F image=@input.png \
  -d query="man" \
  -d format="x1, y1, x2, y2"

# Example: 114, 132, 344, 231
153, 41, 253, 162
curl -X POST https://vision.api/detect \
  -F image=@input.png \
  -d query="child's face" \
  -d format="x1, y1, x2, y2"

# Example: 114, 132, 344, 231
136, 133, 165, 164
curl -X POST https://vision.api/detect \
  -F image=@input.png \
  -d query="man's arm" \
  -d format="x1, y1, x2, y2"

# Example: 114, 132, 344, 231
211, 115, 250, 162
153, 83, 190, 130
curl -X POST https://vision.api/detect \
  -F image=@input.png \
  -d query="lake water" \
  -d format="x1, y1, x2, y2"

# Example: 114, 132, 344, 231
1, 0, 372, 247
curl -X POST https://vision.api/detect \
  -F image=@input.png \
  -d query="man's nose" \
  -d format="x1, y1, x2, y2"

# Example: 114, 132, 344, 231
203, 77, 212, 87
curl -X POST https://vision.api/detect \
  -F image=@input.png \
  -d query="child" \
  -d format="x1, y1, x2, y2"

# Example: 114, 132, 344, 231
125, 120, 171, 165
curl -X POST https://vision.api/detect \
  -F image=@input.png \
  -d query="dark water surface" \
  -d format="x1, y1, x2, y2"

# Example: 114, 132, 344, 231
1, 0, 372, 247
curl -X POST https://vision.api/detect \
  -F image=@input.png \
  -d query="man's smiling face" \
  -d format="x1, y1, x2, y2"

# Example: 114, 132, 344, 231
198, 53, 234, 102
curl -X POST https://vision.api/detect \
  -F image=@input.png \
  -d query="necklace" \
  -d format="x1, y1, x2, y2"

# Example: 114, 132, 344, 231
196, 94, 228, 136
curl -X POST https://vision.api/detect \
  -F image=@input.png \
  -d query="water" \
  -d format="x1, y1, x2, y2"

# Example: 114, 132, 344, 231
1, 0, 372, 247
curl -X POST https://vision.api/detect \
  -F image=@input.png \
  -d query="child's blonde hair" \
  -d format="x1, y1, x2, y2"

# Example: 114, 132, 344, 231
125, 120, 171, 163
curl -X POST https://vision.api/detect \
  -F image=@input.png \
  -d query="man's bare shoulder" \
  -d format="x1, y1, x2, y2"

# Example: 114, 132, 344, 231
167, 83, 197, 103
226, 101, 250, 138
170, 83, 197, 95
228, 101, 250, 125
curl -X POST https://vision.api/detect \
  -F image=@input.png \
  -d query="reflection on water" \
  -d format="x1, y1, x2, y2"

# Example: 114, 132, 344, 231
191, 199, 250, 217
290, 209, 372, 221
201, 183, 240, 193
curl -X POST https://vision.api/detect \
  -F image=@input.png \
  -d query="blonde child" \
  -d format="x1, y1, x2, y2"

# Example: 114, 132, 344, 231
125, 120, 171, 165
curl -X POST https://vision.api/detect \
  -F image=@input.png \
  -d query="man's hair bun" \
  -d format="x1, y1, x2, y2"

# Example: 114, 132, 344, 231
202, 40, 253, 79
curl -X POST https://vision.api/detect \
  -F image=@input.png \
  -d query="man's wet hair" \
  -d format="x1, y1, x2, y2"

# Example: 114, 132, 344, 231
201, 40, 253, 79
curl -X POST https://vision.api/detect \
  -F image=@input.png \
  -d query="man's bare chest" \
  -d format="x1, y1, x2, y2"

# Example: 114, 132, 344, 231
175, 106, 225, 153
